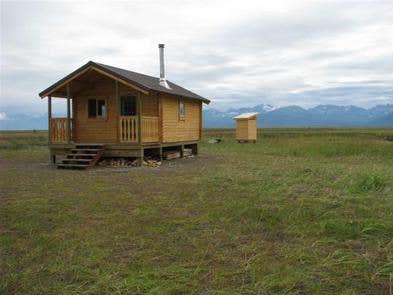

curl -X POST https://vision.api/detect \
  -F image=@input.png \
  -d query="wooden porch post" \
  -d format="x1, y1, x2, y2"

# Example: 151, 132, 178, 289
66, 84, 71, 143
115, 81, 120, 142
137, 93, 142, 144
137, 93, 143, 166
48, 95, 52, 144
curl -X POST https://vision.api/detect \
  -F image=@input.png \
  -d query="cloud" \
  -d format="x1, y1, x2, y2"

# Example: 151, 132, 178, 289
1, 0, 393, 113
0, 112, 8, 120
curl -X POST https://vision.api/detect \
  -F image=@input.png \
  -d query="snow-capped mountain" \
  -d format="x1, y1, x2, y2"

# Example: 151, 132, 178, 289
226, 104, 276, 115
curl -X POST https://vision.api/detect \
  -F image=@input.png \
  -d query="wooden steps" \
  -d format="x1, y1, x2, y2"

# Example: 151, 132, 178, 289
70, 148, 102, 152
57, 144, 105, 170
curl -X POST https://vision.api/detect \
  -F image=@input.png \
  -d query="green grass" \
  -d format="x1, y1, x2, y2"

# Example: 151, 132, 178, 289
1, 128, 393, 294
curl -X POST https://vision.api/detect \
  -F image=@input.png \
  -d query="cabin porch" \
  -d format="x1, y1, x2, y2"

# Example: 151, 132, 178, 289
49, 140, 199, 167
49, 115, 159, 144
46, 66, 162, 146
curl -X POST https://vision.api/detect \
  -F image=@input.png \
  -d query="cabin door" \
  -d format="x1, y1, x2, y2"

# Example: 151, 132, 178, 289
120, 95, 137, 116
119, 95, 138, 142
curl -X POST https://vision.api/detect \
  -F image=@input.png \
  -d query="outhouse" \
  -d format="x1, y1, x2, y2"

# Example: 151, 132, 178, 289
233, 112, 258, 143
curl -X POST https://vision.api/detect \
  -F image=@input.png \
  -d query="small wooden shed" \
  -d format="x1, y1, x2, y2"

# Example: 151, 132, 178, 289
233, 112, 258, 143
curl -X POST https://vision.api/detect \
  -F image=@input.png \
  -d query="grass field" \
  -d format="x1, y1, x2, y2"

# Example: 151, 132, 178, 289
1, 128, 393, 294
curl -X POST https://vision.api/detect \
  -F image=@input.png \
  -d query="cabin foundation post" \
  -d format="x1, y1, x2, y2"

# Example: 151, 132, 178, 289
139, 148, 144, 166
180, 144, 184, 158
66, 84, 71, 143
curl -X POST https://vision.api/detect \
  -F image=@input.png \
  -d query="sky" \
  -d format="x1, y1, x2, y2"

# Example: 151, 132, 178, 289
1, 0, 393, 114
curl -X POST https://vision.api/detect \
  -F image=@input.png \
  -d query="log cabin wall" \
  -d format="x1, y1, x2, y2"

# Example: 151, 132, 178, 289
161, 93, 202, 143
73, 78, 118, 143
141, 92, 159, 117
73, 79, 160, 143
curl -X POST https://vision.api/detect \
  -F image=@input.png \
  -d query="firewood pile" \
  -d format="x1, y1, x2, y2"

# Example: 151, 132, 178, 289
98, 157, 162, 168
183, 148, 193, 157
164, 150, 181, 160
98, 158, 139, 167
98, 150, 194, 168
142, 158, 162, 167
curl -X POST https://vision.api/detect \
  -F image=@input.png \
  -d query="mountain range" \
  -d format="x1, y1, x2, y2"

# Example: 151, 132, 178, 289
204, 104, 393, 128
0, 104, 392, 130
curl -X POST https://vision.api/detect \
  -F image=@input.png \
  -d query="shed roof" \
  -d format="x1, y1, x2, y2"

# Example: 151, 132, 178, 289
39, 61, 210, 104
233, 112, 258, 119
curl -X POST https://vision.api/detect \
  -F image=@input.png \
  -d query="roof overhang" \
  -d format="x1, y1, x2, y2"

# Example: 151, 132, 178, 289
39, 61, 211, 104
200, 97, 211, 104
39, 61, 150, 98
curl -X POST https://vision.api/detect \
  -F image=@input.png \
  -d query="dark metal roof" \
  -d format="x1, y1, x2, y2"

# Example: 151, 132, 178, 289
39, 61, 210, 104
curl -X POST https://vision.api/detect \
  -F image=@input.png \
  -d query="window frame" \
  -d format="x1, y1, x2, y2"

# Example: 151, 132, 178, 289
87, 98, 107, 120
179, 99, 185, 120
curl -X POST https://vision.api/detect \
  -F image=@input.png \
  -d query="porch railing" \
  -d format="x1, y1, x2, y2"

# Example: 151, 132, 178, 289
119, 116, 138, 142
50, 118, 72, 143
141, 116, 159, 142
119, 116, 159, 143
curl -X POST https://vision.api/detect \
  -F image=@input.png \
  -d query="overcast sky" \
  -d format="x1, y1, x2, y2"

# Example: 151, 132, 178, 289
1, 0, 393, 113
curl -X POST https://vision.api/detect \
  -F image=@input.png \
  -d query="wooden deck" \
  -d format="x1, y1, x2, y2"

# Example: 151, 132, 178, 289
49, 140, 199, 165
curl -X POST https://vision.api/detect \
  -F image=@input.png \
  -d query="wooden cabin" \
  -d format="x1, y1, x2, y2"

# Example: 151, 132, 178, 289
39, 47, 210, 168
234, 112, 258, 143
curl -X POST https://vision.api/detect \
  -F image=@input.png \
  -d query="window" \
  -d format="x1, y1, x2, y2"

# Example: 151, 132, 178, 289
179, 100, 185, 118
120, 95, 137, 116
88, 99, 106, 118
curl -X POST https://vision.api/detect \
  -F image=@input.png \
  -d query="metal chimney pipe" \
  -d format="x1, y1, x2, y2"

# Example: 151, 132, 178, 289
158, 44, 170, 89
159, 44, 165, 81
